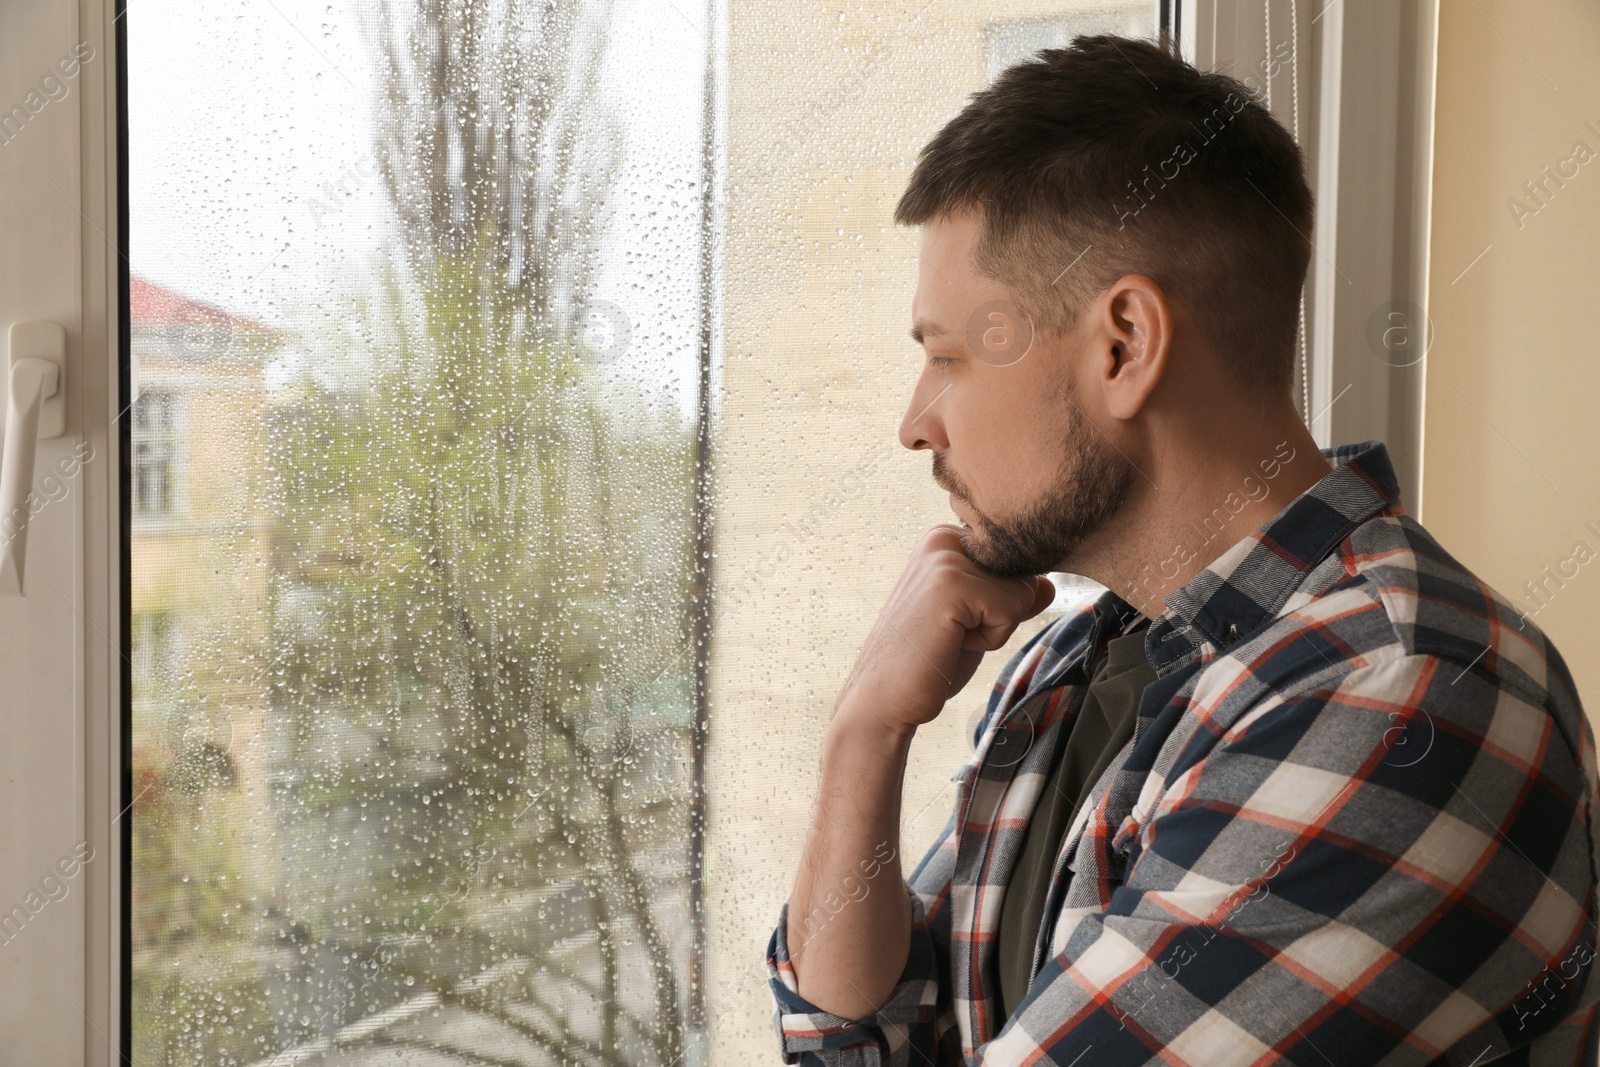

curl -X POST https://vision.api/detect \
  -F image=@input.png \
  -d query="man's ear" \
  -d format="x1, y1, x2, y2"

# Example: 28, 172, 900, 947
1094, 274, 1172, 421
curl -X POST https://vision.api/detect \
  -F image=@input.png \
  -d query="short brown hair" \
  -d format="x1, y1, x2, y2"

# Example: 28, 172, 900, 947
895, 35, 1313, 397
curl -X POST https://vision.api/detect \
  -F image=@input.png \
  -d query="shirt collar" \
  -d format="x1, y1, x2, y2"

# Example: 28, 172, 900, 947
1144, 439, 1402, 674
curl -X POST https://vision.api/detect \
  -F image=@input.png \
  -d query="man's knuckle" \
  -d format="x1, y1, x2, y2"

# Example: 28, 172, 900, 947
928, 565, 967, 597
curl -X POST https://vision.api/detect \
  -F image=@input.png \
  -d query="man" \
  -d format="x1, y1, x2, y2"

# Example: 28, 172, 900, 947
765, 35, 1600, 1066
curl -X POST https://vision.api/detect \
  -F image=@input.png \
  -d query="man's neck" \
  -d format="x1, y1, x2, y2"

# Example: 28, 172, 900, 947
1070, 423, 1333, 619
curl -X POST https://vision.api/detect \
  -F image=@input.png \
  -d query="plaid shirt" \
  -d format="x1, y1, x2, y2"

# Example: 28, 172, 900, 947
767, 440, 1600, 1065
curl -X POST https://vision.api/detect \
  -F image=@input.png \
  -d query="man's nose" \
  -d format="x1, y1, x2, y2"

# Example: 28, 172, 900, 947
897, 377, 949, 453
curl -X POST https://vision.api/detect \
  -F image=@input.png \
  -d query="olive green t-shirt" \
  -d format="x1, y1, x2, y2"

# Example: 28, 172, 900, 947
997, 617, 1156, 1019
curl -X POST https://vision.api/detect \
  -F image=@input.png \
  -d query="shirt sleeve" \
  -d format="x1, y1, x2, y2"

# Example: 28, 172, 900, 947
763, 613, 1079, 1065
974, 652, 1600, 1065
765, 836, 952, 1066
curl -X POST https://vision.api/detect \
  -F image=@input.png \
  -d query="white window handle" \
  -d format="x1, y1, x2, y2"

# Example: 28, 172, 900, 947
0, 321, 67, 595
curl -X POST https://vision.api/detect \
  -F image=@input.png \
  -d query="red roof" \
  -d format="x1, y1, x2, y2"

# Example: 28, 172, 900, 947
130, 275, 272, 336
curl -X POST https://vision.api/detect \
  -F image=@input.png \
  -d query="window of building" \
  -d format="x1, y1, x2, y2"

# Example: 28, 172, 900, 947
130, 611, 177, 704
131, 390, 183, 519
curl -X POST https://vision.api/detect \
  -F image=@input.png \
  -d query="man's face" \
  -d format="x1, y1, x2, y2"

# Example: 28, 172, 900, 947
897, 209, 1135, 578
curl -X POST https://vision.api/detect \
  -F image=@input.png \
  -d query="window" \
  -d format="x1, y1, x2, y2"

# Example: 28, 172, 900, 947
131, 391, 182, 519
985, 5, 1158, 82
130, 611, 177, 705
126, 2, 1154, 1063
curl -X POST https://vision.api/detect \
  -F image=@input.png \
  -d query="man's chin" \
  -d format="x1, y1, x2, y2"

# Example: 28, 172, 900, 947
954, 525, 986, 564
958, 524, 1045, 579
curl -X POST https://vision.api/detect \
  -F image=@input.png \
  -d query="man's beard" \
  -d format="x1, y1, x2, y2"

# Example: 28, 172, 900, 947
933, 399, 1135, 579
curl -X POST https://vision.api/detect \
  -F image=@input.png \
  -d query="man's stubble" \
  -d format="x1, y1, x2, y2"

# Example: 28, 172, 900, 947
932, 383, 1135, 579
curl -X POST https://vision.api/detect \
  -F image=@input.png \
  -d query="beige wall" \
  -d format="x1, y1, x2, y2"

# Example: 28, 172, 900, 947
1423, 1, 1600, 710
706, 2, 1145, 1059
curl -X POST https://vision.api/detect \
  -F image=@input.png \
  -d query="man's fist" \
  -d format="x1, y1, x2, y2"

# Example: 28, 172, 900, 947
835, 525, 1055, 735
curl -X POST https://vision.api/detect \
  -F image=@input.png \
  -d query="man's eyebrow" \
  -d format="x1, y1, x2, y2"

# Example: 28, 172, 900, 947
909, 320, 951, 345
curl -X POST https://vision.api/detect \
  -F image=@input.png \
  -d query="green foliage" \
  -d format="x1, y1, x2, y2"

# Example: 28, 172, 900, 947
134, 237, 699, 1066
248, 237, 700, 1063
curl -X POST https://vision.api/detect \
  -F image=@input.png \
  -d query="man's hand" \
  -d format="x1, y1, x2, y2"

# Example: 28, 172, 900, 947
837, 524, 1056, 733
785, 525, 1053, 1018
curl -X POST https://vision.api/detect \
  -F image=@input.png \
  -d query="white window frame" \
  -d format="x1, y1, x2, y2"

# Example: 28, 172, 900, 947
1178, 0, 1438, 503
0, 0, 122, 1062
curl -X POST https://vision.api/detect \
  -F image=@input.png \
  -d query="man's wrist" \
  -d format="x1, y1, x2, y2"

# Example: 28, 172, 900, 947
826, 697, 920, 753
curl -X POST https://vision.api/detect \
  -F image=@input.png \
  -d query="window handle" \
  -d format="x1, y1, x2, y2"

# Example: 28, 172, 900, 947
1, 321, 67, 595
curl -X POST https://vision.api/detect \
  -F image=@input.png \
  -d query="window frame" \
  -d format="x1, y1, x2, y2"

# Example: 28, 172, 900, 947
0, 0, 1435, 1061
1176, 0, 1439, 500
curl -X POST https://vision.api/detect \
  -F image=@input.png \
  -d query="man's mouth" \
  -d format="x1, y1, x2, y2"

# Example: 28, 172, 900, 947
932, 454, 978, 519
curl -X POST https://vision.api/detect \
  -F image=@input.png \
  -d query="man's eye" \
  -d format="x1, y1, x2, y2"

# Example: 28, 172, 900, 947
926, 357, 953, 370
